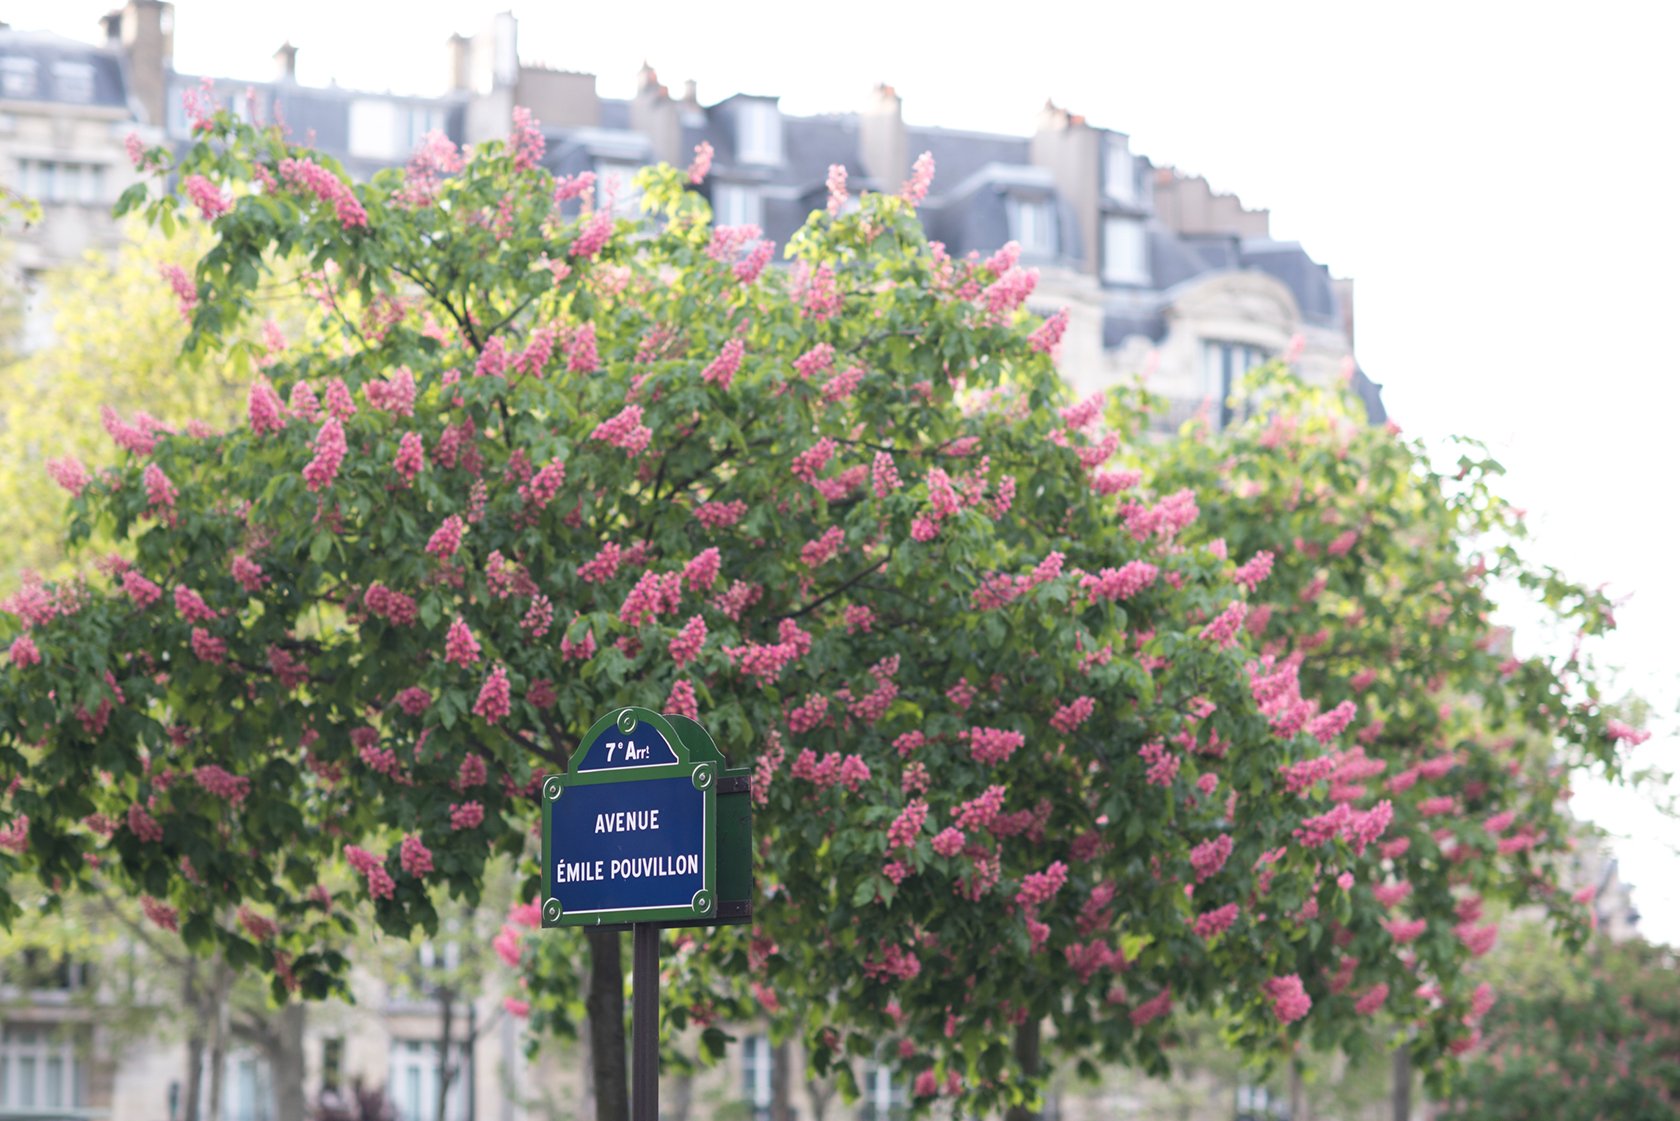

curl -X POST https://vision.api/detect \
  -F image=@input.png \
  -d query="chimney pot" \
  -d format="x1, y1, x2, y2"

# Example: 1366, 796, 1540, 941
273, 41, 298, 83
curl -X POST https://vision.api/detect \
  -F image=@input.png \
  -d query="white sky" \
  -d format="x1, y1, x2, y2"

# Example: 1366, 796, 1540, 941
10, 0, 1679, 941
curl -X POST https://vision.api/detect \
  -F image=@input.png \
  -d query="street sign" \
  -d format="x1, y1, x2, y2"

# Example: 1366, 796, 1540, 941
543, 707, 717, 927
539, 705, 755, 1121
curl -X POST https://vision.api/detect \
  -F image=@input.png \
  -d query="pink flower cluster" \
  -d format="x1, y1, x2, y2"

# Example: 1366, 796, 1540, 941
399, 834, 434, 877
1193, 903, 1239, 941
127, 803, 164, 843
279, 157, 368, 228
1139, 741, 1180, 787
1264, 974, 1312, 1024
693, 500, 748, 529
679, 548, 720, 592
141, 894, 178, 931
473, 664, 512, 724
1080, 561, 1158, 603
665, 678, 699, 719
364, 583, 419, 626
800, 526, 845, 568
1231, 550, 1275, 590
426, 515, 465, 558
450, 801, 485, 830
184, 174, 231, 221
509, 106, 545, 171
143, 463, 178, 509
47, 455, 91, 496
302, 417, 347, 492
160, 264, 197, 319
887, 799, 928, 850
825, 164, 848, 215
701, 338, 744, 389
1198, 601, 1249, 649
619, 570, 683, 627
687, 140, 713, 185
591, 404, 652, 457
194, 764, 250, 805
1189, 834, 1233, 882
900, 150, 935, 205
1029, 308, 1069, 354
669, 615, 708, 667
790, 749, 871, 792
1015, 861, 1068, 908
345, 845, 396, 899
1050, 696, 1095, 734
966, 727, 1024, 765
8, 635, 41, 668
444, 617, 481, 666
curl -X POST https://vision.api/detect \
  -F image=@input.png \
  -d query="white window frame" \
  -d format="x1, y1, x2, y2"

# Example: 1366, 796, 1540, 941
1201, 339, 1268, 427
741, 1034, 772, 1118
402, 105, 448, 153
1101, 216, 1148, 285
51, 61, 95, 103
713, 182, 762, 229
223, 1050, 275, 1121
1006, 195, 1057, 257
0, 58, 38, 99
857, 1065, 907, 1121
0, 1023, 85, 1112
1105, 138, 1135, 205
389, 1039, 470, 1121
348, 97, 403, 161
736, 100, 782, 165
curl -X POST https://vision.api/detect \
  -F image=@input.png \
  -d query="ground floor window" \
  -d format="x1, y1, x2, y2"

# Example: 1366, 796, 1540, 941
0, 1022, 85, 1112
389, 1039, 470, 1121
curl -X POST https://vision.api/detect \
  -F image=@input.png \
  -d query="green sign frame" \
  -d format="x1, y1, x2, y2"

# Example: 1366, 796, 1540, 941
543, 706, 719, 928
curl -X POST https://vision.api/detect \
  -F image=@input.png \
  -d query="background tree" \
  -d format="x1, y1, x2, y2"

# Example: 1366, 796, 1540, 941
1143, 363, 1641, 1081
1436, 924, 1680, 1120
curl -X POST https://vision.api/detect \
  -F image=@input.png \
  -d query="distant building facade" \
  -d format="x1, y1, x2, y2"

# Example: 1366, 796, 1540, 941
2, 3, 1380, 427
1, 6, 1391, 1121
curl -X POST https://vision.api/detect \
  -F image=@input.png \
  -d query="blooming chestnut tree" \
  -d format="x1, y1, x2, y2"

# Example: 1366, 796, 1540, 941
0, 96, 1640, 1119
1142, 364, 1645, 1076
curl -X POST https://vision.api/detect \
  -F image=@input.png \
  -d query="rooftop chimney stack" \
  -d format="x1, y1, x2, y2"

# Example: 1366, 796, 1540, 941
445, 32, 472, 93
629, 61, 680, 166
113, 0, 174, 127
273, 41, 297, 83
1030, 98, 1102, 276
859, 83, 907, 190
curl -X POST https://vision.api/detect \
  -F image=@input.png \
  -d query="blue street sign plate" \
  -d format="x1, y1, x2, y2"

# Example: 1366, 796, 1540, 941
542, 707, 718, 927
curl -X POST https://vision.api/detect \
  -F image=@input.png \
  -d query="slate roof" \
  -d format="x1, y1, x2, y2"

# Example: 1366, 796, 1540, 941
11, 28, 1370, 410
0, 29, 131, 110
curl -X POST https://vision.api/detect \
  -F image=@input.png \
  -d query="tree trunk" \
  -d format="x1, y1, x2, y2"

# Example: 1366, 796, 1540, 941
181, 1028, 206, 1121
1391, 1045, 1411, 1121
804, 1074, 835, 1121
1004, 1016, 1042, 1121
435, 987, 456, 1121
181, 966, 206, 1121
205, 958, 231, 1121
270, 1004, 308, 1121
1289, 1059, 1303, 1121
585, 928, 628, 1121
769, 1038, 793, 1121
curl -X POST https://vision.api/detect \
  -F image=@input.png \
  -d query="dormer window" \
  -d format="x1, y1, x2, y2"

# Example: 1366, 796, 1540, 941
736, 100, 782, 165
51, 62, 95, 103
0, 58, 39, 99
1101, 216, 1148, 285
712, 182, 762, 229
1105, 138, 1135, 205
1006, 194, 1057, 257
